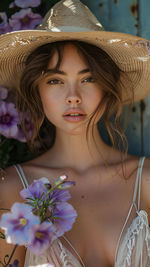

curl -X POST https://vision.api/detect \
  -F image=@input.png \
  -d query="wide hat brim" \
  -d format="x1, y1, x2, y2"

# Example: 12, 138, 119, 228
0, 29, 150, 104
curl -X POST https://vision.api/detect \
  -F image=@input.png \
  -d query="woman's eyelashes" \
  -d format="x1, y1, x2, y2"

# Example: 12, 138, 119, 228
47, 79, 62, 85
46, 76, 96, 85
82, 76, 95, 83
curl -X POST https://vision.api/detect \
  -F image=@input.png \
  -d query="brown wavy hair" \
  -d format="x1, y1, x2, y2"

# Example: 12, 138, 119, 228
16, 40, 132, 154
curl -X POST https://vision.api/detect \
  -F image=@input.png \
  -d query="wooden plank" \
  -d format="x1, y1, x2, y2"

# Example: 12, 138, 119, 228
142, 95, 150, 155
121, 103, 142, 155
82, 0, 150, 156
138, 0, 150, 39
82, 0, 138, 35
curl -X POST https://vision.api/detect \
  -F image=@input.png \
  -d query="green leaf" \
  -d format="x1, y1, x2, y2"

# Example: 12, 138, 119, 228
0, 231, 5, 239
4, 254, 9, 265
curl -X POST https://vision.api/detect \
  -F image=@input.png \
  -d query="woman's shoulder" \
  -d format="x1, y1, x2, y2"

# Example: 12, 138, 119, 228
0, 154, 58, 212
112, 154, 150, 223
12, 153, 64, 186
124, 155, 150, 196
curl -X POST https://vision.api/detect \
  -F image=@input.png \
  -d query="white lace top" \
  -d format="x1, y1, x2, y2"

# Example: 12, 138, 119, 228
14, 157, 150, 267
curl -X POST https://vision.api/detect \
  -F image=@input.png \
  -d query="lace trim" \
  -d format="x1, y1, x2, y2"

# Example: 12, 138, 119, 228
58, 241, 71, 267
58, 238, 86, 267
125, 210, 150, 266
143, 212, 150, 258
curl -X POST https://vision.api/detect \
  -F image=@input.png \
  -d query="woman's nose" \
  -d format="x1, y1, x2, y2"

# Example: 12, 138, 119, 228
65, 95, 81, 104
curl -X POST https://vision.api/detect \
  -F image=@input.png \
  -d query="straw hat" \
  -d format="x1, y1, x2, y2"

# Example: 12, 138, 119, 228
0, 0, 150, 103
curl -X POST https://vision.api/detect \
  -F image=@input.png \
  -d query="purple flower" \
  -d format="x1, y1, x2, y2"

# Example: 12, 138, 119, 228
0, 86, 8, 100
52, 202, 77, 237
10, 259, 20, 267
15, 0, 41, 8
54, 175, 75, 189
16, 115, 34, 142
49, 189, 71, 203
39, 177, 51, 185
55, 175, 67, 185
28, 222, 56, 255
0, 203, 40, 245
20, 179, 48, 202
9, 2, 16, 8
57, 181, 76, 189
9, 8, 42, 30
0, 101, 19, 138
0, 12, 12, 34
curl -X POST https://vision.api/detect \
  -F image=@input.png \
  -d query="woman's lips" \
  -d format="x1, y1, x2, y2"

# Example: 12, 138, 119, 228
63, 114, 86, 122
63, 109, 86, 122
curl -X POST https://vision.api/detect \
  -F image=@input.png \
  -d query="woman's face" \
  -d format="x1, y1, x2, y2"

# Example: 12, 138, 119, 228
38, 43, 104, 135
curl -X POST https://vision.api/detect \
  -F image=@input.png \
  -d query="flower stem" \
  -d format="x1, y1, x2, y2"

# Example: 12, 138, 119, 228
3, 244, 18, 267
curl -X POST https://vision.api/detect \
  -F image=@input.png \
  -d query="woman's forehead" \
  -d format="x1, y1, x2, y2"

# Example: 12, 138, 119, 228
47, 43, 88, 70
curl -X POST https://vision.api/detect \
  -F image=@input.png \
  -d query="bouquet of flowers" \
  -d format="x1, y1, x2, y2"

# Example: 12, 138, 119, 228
0, 175, 77, 267
0, 0, 60, 169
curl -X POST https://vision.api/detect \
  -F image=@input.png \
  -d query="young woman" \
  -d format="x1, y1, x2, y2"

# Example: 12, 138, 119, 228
0, 1, 150, 266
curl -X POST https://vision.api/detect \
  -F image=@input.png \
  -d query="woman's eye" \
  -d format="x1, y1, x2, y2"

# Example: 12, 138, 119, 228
47, 79, 62, 85
82, 77, 95, 83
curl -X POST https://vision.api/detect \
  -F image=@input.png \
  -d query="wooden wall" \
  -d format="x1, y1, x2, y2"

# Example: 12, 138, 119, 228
82, 0, 150, 156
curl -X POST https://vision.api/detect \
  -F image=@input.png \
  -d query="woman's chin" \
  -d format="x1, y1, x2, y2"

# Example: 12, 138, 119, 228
59, 124, 87, 136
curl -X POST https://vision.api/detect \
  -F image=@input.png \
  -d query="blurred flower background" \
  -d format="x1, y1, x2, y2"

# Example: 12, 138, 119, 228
0, 0, 59, 169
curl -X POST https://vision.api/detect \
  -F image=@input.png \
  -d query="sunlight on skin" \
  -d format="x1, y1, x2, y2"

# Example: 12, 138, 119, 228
38, 44, 104, 136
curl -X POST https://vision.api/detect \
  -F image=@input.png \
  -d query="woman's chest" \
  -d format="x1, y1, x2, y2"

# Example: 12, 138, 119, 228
25, 163, 137, 266
61, 174, 135, 266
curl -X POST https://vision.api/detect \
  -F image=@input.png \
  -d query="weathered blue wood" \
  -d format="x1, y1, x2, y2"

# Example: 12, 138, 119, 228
121, 103, 143, 155
81, 0, 150, 156
122, 96, 150, 156
138, 0, 150, 39
82, 0, 138, 34
141, 95, 150, 155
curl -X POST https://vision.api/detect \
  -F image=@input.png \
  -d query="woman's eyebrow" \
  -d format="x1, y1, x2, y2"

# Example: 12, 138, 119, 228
44, 68, 90, 75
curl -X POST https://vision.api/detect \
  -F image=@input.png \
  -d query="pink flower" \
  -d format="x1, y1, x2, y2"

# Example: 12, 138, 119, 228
9, 8, 42, 30
15, 0, 41, 8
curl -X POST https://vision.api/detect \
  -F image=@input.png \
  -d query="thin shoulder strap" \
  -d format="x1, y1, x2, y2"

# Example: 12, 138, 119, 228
61, 235, 86, 267
114, 156, 146, 262
13, 164, 28, 189
132, 156, 146, 211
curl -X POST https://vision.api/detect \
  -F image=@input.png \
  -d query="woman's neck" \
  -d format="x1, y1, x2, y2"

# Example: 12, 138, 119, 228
43, 126, 116, 172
